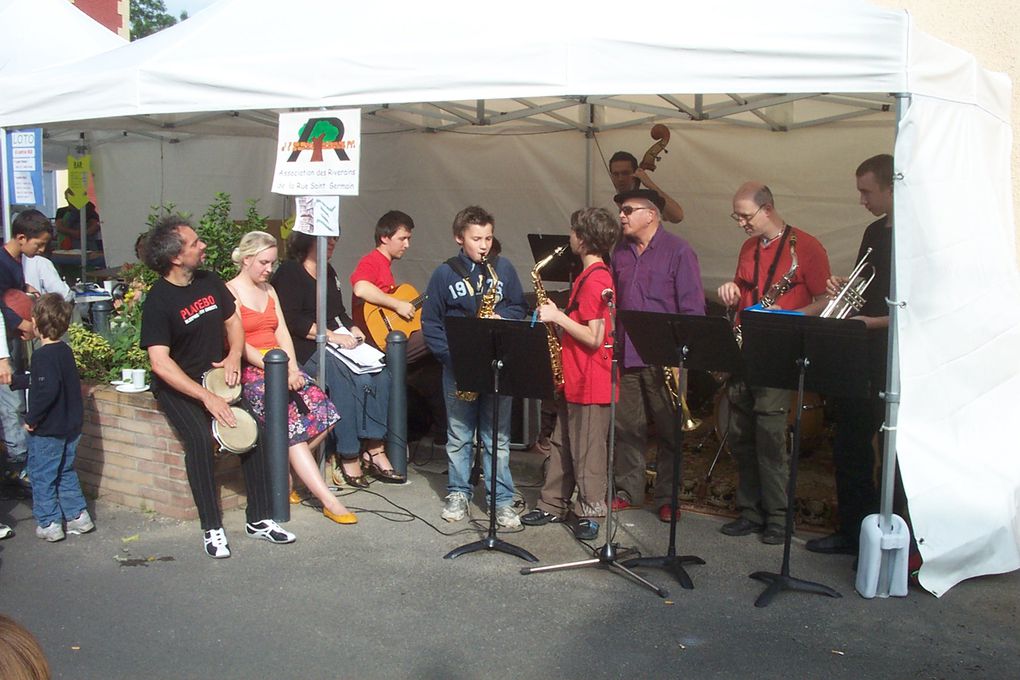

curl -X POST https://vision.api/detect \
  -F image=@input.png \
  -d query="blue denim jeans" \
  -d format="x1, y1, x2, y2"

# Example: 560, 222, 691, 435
442, 366, 515, 507
304, 351, 390, 459
27, 433, 87, 528
0, 382, 27, 466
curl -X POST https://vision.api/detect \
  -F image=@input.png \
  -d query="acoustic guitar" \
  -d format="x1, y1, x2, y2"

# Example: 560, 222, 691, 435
363, 283, 426, 349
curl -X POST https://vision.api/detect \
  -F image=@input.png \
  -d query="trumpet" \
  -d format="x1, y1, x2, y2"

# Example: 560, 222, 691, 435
663, 366, 701, 432
820, 247, 875, 319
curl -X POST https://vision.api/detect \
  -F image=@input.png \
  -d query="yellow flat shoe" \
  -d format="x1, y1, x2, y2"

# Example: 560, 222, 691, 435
289, 490, 302, 505
323, 508, 358, 525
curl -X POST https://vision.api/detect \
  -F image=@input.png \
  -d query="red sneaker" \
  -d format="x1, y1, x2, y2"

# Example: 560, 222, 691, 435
658, 504, 682, 523
611, 496, 632, 512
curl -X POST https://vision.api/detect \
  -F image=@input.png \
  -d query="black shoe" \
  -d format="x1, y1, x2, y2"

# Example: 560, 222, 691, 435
805, 532, 858, 555
720, 517, 765, 536
761, 524, 786, 545
520, 509, 564, 526
572, 519, 599, 541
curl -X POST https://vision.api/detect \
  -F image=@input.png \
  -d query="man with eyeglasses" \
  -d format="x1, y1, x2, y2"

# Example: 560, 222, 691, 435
716, 182, 830, 544
610, 189, 704, 522
608, 151, 685, 224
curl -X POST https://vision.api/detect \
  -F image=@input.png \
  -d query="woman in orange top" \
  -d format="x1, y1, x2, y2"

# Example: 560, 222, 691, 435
226, 231, 355, 525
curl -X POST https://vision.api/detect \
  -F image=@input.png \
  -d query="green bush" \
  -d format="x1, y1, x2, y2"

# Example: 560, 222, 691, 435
68, 324, 114, 382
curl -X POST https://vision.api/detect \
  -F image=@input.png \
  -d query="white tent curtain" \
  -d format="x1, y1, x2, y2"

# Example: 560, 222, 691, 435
894, 94, 1020, 596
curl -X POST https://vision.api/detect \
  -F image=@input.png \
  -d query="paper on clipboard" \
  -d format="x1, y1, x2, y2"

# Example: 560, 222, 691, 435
326, 318, 384, 374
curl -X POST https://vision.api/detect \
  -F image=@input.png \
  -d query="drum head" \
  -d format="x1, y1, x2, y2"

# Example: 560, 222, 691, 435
202, 367, 241, 404
212, 407, 258, 454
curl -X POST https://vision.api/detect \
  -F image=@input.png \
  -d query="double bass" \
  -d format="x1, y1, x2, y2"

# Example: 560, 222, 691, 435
638, 124, 671, 175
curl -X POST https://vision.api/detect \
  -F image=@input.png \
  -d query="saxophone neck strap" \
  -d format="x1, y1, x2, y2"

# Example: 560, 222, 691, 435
564, 262, 611, 315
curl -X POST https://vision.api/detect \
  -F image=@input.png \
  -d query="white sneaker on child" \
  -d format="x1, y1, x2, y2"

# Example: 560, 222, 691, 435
36, 523, 65, 542
441, 492, 469, 522
66, 510, 95, 535
495, 505, 522, 528
203, 528, 231, 558
0, 522, 13, 539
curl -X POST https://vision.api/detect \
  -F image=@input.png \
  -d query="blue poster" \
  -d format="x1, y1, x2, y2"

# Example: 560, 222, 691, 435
6, 128, 43, 206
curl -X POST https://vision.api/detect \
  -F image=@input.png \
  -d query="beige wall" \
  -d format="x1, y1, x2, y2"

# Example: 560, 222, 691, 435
871, 0, 1020, 251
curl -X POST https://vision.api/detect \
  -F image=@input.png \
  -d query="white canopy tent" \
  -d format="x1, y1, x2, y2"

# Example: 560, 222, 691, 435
0, 0, 125, 225
0, 0, 124, 75
0, 0, 1016, 596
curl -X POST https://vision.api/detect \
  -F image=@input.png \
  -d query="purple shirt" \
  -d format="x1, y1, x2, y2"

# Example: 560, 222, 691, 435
611, 226, 705, 369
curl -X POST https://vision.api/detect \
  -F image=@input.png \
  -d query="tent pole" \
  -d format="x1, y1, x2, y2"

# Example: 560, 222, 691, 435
316, 225, 329, 476
879, 94, 909, 531
584, 104, 594, 207
1, 127, 10, 241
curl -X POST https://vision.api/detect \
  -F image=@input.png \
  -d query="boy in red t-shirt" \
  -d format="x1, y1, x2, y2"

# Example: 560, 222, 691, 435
522, 207, 622, 540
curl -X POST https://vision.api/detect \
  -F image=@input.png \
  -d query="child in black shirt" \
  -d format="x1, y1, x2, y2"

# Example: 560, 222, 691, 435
25, 294, 94, 542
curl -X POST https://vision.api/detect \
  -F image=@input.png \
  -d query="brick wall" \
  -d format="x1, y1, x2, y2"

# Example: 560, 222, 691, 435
76, 384, 247, 520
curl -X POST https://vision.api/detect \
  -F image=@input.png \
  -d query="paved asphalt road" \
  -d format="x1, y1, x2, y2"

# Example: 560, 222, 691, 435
1, 450, 1016, 679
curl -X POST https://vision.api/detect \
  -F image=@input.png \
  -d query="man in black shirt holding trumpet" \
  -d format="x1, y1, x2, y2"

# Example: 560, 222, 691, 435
807, 154, 893, 555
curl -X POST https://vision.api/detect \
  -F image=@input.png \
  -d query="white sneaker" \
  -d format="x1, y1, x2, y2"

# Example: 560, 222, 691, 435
66, 510, 96, 535
441, 491, 469, 522
245, 519, 296, 544
0, 522, 13, 539
203, 528, 231, 558
495, 505, 522, 529
36, 522, 65, 542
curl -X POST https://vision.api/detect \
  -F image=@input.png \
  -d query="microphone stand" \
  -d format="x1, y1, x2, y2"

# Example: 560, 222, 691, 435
521, 292, 669, 598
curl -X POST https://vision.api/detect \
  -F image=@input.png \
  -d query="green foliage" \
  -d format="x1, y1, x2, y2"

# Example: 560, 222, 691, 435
145, 201, 189, 229
68, 325, 114, 383
197, 193, 246, 281
130, 0, 179, 40
196, 193, 271, 281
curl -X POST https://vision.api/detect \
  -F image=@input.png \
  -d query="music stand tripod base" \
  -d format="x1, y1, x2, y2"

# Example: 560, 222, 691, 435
749, 570, 842, 608
521, 542, 669, 598
446, 536, 537, 562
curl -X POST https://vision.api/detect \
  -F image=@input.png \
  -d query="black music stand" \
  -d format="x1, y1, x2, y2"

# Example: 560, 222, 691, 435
527, 234, 581, 283
741, 310, 869, 607
521, 296, 669, 598
443, 316, 553, 563
615, 312, 742, 589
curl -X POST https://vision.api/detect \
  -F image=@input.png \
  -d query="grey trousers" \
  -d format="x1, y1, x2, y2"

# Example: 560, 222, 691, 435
613, 366, 679, 508
726, 380, 791, 527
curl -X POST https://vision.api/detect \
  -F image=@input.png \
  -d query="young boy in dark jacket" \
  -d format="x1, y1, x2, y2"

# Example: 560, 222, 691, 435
421, 206, 527, 527
26, 293, 94, 542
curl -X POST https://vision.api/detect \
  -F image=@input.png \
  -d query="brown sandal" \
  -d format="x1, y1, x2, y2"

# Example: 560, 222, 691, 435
361, 451, 405, 484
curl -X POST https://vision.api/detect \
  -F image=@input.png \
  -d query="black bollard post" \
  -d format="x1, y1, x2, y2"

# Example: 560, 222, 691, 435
385, 331, 407, 479
264, 348, 290, 522
90, 299, 113, 341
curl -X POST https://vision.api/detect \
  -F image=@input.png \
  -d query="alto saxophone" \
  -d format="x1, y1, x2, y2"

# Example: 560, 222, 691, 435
456, 256, 500, 402
531, 244, 567, 391
733, 231, 798, 347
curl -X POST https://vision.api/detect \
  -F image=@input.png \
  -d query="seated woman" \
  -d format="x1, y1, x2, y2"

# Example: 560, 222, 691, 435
226, 231, 356, 525
270, 232, 402, 487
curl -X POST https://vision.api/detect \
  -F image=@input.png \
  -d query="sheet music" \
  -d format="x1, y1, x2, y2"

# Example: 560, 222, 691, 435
326, 318, 385, 374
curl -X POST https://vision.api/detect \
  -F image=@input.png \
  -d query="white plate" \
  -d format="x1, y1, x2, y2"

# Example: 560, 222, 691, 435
111, 379, 126, 386
115, 383, 150, 394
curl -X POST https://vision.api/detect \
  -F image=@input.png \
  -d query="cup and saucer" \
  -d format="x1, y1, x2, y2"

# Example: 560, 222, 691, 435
114, 369, 149, 393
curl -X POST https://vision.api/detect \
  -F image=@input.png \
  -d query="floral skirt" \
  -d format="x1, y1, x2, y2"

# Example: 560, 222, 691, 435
241, 366, 340, 447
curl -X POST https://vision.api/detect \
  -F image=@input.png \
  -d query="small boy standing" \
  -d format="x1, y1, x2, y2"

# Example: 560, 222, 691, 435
25, 293, 94, 542
523, 207, 621, 540
421, 206, 528, 528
